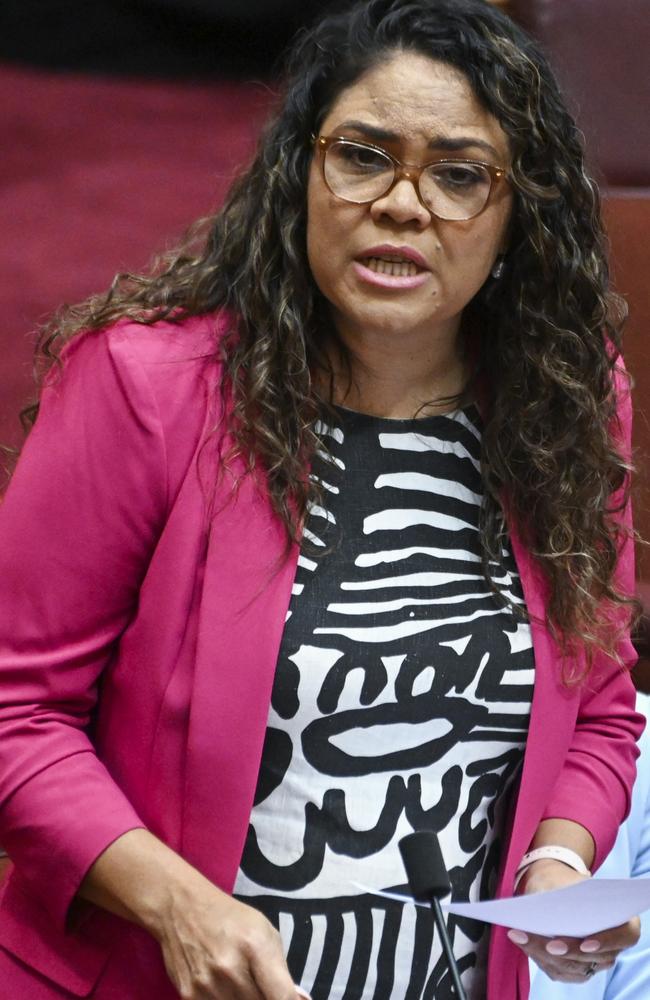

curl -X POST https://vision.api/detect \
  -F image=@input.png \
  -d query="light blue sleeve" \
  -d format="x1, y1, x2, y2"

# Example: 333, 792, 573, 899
529, 694, 650, 1000
598, 694, 650, 1000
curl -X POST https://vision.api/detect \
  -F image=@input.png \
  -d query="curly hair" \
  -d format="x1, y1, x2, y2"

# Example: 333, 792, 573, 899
18, 0, 635, 673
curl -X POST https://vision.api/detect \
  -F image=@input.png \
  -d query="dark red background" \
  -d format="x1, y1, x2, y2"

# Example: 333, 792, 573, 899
0, 63, 272, 452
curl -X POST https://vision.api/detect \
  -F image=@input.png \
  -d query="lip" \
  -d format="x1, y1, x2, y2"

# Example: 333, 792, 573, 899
352, 260, 430, 290
357, 244, 430, 270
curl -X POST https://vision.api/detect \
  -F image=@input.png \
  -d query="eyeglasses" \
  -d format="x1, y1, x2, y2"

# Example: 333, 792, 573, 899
313, 135, 509, 222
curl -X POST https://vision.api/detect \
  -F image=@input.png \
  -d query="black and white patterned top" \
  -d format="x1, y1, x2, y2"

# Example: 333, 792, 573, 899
234, 405, 535, 1000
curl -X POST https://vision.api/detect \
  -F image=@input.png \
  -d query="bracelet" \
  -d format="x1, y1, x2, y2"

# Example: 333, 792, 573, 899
514, 845, 590, 891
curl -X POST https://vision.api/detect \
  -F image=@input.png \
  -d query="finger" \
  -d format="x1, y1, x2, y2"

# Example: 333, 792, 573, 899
552, 972, 603, 985
557, 957, 616, 981
252, 969, 297, 1000
578, 917, 641, 952
186, 951, 266, 1000
530, 956, 615, 985
556, 917, 640, 956
512, 932, 577, 957
508, 928, 630, 963
578, 937, 603, 954
161, 939, 195, 1000
545, 940, 629, 963
507, 931, 618, 979
530, 960, 595, 986
507, 929, 529, 943
539, 939, 622, 965
250, 944, 298, 1000
213, 966, 266, 1000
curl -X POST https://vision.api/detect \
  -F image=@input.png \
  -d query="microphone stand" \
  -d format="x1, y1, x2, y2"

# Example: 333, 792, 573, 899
399, 830, 468, 1000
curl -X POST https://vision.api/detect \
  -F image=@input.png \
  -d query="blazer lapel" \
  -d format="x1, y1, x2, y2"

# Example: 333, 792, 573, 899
181, 466, 299, 889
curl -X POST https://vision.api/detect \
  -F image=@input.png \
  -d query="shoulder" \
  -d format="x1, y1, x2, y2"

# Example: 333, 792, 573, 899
105, 312, 228, 420
53, 311, 231, 432
58, 311, 228, 381
105, 311, 228, 364
41, 312, 234, 504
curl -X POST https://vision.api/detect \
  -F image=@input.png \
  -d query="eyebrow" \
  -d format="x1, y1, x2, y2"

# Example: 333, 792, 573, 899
333, 120, 502, 160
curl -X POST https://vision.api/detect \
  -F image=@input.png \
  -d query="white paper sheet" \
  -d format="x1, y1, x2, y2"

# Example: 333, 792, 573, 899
354, 878, 650, 938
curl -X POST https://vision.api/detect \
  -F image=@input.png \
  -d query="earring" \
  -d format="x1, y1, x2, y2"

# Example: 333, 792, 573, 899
491, 256, 505, 279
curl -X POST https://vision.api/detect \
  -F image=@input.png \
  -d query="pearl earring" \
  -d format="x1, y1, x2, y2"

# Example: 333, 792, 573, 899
491, 256, 505, 279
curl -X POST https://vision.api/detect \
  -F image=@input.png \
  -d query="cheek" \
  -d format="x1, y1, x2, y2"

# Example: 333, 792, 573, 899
306, 210, 335, 298
442, 231, 491, 282
490, 193, 514, 254
306, 179, 335, 281
450, 207, 511, 279
307, 190, 356, 295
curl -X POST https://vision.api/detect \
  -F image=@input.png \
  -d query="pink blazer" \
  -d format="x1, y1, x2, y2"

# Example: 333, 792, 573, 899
0, 315, 642, 999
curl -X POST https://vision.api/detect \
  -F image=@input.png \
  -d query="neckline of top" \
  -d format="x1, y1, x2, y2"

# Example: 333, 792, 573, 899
331, 401, 481, 428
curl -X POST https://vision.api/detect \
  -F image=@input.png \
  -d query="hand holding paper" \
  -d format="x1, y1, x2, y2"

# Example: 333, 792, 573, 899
358, 877, 650, 938
444, 877, 650, 938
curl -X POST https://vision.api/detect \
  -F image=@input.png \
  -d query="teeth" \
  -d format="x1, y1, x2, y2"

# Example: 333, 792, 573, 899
364, 256, 419, 277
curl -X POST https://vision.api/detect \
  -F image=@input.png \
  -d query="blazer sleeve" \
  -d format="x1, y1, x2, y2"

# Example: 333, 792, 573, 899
540, 362, 645, 868
0, 326, 169, 930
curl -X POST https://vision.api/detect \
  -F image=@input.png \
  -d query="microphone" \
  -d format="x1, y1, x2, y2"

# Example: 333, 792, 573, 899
399, 830, 468, 1000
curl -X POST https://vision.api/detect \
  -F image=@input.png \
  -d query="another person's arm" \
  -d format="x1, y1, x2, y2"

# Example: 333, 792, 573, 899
597, 731, 650, 999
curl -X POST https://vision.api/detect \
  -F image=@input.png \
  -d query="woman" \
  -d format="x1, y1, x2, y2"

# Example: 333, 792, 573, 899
0, 0, 643, 997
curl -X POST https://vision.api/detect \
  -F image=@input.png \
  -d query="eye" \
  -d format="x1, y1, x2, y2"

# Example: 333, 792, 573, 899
429, 163, 490, 189
333, 142, 390, 173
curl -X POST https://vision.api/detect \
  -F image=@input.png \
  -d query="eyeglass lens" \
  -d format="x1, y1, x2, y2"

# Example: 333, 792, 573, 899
323, 140, 493, 221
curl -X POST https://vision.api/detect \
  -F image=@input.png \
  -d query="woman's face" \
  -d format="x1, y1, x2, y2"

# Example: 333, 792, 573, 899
306, 50, 514, 347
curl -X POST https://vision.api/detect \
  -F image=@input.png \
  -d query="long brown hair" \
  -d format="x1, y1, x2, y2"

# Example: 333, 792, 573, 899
16, 0, 636, 672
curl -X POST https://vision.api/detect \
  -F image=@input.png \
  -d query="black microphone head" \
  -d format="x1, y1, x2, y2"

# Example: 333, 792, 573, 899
399, 830, 451, 901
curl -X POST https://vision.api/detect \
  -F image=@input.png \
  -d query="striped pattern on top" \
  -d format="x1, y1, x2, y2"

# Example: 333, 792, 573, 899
234, 404, 535, 1000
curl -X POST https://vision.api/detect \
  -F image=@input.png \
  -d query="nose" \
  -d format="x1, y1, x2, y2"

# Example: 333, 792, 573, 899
370, 176, 432, 228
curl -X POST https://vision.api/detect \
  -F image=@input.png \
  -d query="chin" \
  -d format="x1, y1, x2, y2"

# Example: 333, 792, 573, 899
340, 302, 445, 339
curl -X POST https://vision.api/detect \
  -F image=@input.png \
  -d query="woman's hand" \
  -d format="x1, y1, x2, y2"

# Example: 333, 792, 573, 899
78, 829, 304, 1000
151, 876, 300, 1000
507, 859, 640, 983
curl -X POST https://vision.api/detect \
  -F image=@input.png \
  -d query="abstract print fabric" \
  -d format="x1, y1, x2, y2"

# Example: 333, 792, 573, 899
233, 405, 535, 1000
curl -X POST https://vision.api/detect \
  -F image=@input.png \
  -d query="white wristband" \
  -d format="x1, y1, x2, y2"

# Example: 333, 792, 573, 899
514, 845, 590, 891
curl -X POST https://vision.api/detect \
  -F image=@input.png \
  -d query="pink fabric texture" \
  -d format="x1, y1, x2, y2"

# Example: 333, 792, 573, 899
0, 314, 642, 999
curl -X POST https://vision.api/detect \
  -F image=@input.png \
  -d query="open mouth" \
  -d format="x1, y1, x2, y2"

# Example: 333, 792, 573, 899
359, 255, 425, 277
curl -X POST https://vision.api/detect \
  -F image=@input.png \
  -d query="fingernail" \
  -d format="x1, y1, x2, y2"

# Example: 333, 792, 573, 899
507, 929, 529, 945
580, 939, 602, 953
295, 989, 312, 1000
546, 940, 569, 956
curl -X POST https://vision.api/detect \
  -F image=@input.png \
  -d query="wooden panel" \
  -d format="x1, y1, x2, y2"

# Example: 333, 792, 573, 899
603, 196, 650, 548
602, 195, 650, 687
